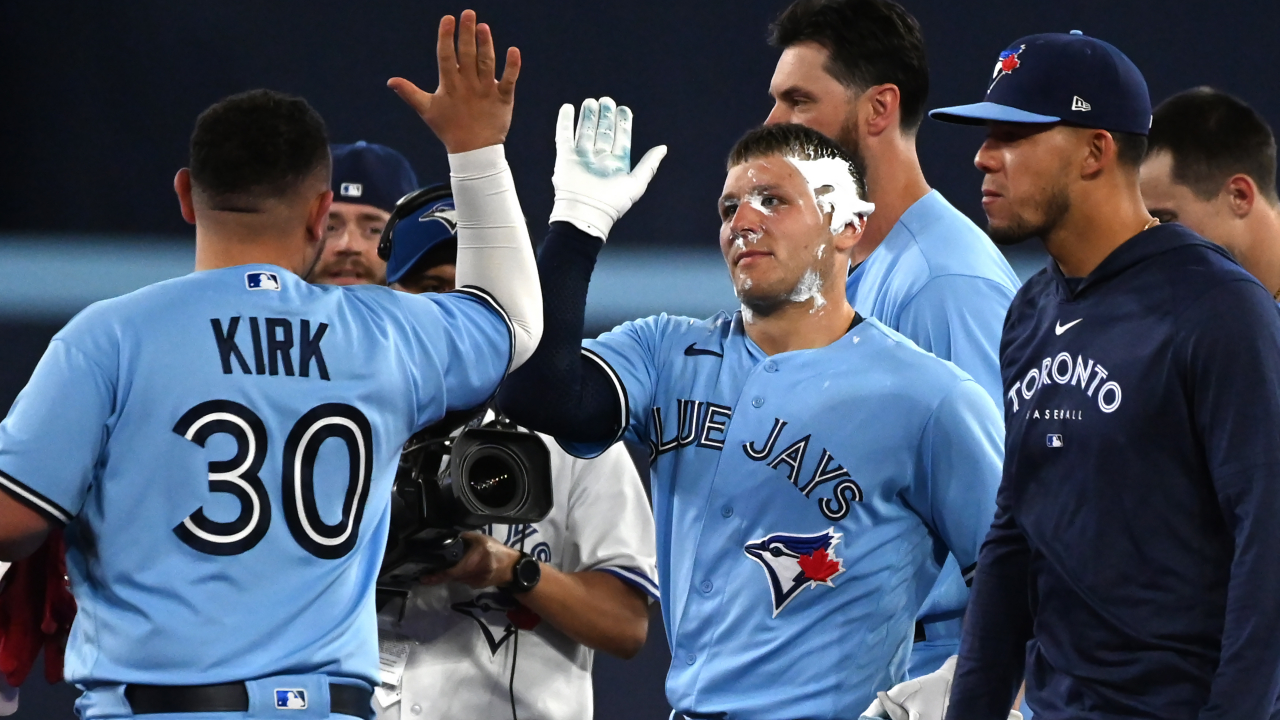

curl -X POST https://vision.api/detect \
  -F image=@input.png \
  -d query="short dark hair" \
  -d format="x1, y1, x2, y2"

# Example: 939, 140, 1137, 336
770, 0, 929, 132
1147, 87, 1278, 201
190, 89, 330, 205
728, 123, 868, 201
1113, 131, 1148, 170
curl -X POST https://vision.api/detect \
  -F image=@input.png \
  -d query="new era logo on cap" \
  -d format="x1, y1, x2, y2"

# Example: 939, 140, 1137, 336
1072, 96, 1092, 111
275, 689, 307, 709
245, 271, 280, 291
340, 182, 363, 198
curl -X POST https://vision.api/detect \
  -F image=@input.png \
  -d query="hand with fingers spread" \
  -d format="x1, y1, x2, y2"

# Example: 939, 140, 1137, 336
549, 97, 668, 240
387, 9, 520, 154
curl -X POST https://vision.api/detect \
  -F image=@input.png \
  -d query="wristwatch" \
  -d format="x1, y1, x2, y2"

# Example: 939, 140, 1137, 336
502, 552, 541, 594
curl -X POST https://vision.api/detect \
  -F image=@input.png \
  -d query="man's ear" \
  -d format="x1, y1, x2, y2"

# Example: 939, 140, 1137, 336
1224, 174, 1258, 219
1079, 129, 1114, 179
833, 218, 865, 254
174, 169, 197, 224
307, 189, 334, 242
862, 84, 902, 137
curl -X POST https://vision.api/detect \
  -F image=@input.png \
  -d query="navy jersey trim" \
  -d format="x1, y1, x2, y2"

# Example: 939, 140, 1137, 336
961, 561, 978, 587
599, 566, 661, 601
453, 286, 516, 377
0, 469, 72, 525
582, 348, 630, 446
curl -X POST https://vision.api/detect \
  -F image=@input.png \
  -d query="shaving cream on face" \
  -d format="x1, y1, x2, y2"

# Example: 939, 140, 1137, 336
787, 267, 826, 313
784, 156, 875, 233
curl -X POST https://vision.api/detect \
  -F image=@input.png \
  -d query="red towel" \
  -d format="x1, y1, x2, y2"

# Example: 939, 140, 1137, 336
0, 530, 77, 686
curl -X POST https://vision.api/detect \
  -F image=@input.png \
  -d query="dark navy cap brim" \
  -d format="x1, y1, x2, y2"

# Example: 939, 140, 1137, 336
930, 102, 1061, 126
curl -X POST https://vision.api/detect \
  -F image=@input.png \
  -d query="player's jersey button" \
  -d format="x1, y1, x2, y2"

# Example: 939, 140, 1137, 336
685, 653, 697, 665
721, 505, 733, 518
700, 580, 713, 593
751, 396, 765, 408
410, 704, 423, 715
764, 361, 778, 372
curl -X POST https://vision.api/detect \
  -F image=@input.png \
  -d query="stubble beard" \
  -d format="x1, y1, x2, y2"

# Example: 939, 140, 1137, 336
987, 183, 1072, 247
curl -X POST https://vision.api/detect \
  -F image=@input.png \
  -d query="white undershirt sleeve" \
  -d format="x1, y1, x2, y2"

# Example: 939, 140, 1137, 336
448, 144, 543, 370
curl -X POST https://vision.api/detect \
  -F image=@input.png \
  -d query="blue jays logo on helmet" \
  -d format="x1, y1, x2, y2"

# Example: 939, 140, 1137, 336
744, 528, 844, 617
417, 201, 457, 234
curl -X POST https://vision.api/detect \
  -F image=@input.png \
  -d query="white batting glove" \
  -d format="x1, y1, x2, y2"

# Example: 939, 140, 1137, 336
860, 657, 1023, 720
549, 97, 667, 240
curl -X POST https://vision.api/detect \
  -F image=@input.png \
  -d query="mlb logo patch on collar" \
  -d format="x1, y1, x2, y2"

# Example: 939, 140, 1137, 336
275, 689, 307, 709
246, 271, 281, 291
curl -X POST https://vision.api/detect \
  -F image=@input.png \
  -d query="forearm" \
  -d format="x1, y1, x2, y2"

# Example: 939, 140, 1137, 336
1198, 472, 1280, 719
0, 489, 53, 562
946, 529, 1033, 719
515, 567, 648, 659
449, 145, 543, 369
496, 222, 621, 443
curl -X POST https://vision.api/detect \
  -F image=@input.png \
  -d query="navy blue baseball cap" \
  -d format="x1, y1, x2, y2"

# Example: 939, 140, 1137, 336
330, 141, 419, 213
930, 31, 1152, 135
385, 188, 458, 284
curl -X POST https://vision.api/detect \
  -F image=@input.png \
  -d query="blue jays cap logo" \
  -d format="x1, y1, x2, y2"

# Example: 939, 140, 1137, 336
274, 689, 307, 709
745, 528, 844, 616
245, 271, 280, 291
989, 44, 1026, 91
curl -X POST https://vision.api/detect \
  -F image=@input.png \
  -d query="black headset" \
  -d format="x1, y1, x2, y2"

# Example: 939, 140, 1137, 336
376, 183, 454, 262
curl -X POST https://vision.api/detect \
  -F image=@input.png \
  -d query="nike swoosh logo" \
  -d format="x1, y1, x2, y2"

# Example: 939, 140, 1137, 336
1055, 318, 1083, 335
684, 343, 723, 358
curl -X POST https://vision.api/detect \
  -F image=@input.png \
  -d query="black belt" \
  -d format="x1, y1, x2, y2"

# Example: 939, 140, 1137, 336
124, 681, 372, 718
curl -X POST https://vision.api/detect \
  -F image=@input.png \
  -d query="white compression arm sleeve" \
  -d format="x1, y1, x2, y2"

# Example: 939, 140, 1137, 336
448, 145, 543, 370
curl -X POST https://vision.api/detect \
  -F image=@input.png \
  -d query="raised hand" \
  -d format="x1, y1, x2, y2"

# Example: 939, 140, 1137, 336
549, 97, 668, 241
388, 9, 520, 154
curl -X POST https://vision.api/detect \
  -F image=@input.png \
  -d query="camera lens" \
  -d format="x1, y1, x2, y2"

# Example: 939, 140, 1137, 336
461, 446, 526, 513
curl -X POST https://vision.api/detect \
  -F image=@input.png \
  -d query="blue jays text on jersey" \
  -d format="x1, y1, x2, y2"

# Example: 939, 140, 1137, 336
950, 224, 1280, 720
562, 311, 1003, 720
0, 265, 513, 718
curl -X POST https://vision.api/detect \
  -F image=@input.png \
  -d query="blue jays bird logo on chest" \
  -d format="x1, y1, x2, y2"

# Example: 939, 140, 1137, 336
744, 529, 845, 616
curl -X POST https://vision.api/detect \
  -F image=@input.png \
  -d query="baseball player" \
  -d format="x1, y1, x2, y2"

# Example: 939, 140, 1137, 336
496, 98, 1004, 719
0, 11, 541, 718
931, 32, 1280, 719
313, 141, 420, 287
337, 187, 660, 720
765, 0, 1021, 676
1140, 87, 1280, 298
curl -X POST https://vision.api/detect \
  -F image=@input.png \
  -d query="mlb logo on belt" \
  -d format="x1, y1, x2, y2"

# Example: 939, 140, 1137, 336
340, 182, 363, 198
245, 271, 281, 291
275, 689, 307, 709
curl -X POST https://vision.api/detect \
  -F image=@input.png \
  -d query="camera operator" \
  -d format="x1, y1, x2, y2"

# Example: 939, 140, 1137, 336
366, 187, 660, 720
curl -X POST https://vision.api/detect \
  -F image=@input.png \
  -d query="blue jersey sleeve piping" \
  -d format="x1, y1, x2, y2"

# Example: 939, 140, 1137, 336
452, 285, 516, 378
0, 469, 72, 525
580, 347, 630, 448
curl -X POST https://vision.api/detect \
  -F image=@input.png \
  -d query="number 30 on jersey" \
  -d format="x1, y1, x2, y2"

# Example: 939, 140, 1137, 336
172, 399, 374, 559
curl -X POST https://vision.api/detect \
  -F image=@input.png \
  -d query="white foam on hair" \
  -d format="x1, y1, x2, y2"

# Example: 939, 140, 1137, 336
784, 156, 875, 233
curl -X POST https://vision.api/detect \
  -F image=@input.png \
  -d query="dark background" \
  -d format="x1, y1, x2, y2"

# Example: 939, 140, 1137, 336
2, 0, 1278, 717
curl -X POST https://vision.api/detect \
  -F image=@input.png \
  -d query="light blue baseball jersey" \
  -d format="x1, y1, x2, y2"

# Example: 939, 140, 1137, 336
562, 311, 1003, 719
846, 190, 1019, 677
0, 265, 511, 715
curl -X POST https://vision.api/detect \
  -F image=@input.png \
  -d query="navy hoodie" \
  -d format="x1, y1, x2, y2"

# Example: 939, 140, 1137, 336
947, 224, 1280, 720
